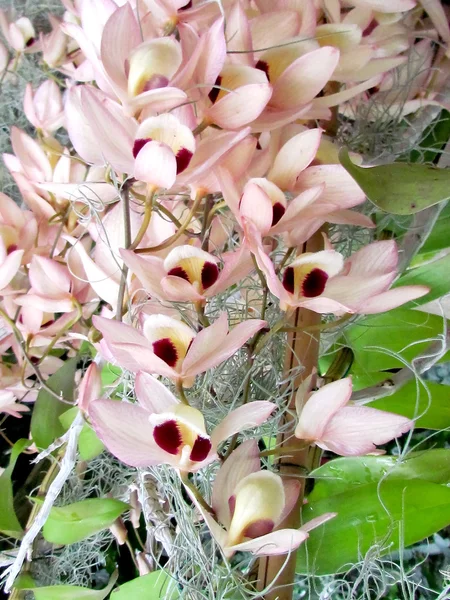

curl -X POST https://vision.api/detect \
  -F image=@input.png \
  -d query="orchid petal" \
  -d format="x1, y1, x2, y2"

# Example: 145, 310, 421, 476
225, 528, 308, 556
135, 371, 178, 413
120, 249, 166, 300
210, 401, 277, 448
134, 141, 177, 188
207, 83, 272, 129
0, 250, 24, 290
361, 285, 430, 314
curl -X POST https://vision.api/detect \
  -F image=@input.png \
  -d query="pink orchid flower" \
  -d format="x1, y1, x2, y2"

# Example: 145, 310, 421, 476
0, 389, 30, 418
93, 312, 266, 387
0, 10, 36, 51
121, 244, 254, 304
15, 255, 79, 313
89, 372, 276, 472
295, 377, 413, 456
23, 80, 65, 134
256, 240, 429, 315
188, 440, 335, 557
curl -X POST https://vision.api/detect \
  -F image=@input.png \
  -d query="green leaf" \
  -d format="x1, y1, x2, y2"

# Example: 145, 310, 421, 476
393, 252, 450, 307
342, 308, 447, 372
59, 408, 104, 461
43, 498, 128, 545
111, 570, 180, 599
31, 357, 78, 450
23, 571, 117, 599
420, 201, 450, 254
339, 148, 450, 215
0, 439, 31, 537
297, 479, 450, 575
368, 380, 450, 430
101, 363, 122, 387
309, 450, 450, 501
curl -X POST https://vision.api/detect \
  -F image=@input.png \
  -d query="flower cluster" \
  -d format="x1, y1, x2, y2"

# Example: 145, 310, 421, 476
0, 0, 446, 570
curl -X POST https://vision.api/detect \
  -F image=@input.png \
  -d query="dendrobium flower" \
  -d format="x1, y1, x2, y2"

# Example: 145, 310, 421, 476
121, 244, 254, 304
188, 440, 335, 557
89, 372, 276, 472
256, 240, 429, 315
0, 390, 30, 418
93, 312, 266, 387
0, 10, 36, 51
295, 377, 414, 456
133, 113, 196, 189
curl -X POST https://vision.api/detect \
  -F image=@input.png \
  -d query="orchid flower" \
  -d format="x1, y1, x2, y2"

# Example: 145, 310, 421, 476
121, 244, 254, 304
188, 440, 335, 557
93, 312, 266, 387
0, 10, 36, 51
256, 240, 429, 315
295, 377, 414, 456
89, 372, 276, 472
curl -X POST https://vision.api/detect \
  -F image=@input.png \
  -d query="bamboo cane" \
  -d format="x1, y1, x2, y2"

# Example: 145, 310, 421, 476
257, 231, 323, 600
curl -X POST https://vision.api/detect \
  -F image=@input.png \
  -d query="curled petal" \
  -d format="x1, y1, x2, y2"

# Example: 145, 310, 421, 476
134, 141, 177, 188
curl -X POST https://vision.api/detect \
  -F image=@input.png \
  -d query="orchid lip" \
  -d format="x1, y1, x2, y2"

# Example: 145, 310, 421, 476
302, 268, 329, 297
152, 338, 179, 367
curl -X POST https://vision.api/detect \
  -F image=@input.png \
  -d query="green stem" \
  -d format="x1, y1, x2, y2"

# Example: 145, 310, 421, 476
115, 181, 133, 320
129, 191, 154, 251
180, 474, 215, 516
176, 380, 190, 405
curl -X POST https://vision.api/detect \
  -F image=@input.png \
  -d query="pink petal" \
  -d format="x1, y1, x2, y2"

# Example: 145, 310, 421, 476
270, 47, 340, 110
125, 87, 187, 116
208, 247, 255, 296
324, 272, 396, 310
161, 276, 205, 302
345, 240, 398, 276
182, 312, 229, 375
279, 480, 301, 523
135, 371, 178, 413
361, 285, 430, 314
240, 181, 276, 235
65, 86, 104, 165
210, 401, 277, 448
0, 249, 24, 290
78, 363, 101, 413
301, 512, 337, 532
322, 406, 413, 456
215, 167, 241, 221
296, 165, 365, 207
194, 17, 226, 89
108, 341, 178, 378
268, 128, 322, 190
251, 103, 322, 133
206, 83, 272, 129
134, 141, 177, 188
225, 528, 308, 556
312, 75, 382, 108
120, 249, 166, 300
89, 399, 168, 467
250, 11, 300, 51
11, 127, 52, 181
327, 209, 375, 229
100, 3, 141, 100
271, 186, 324, 233
80, 86, 136, 173
418, 0, 450, 42
227, 2, 253, 66
29, 255, 71, 296
295, 378, 353, 441
184, 318, 266, 377
15, 294, 74, 313
212, 439, 260, 529
349, 0, 416, 12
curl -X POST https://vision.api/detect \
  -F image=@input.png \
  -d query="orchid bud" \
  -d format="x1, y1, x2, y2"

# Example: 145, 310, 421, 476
136, 552, 153, 576
110, 517, 127, 545
129, 489, 142, 529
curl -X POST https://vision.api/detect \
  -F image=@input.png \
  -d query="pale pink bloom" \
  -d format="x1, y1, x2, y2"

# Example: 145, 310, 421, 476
0, 11, 36, 51
0, 389, 30, 418
256, 240, 429, 315
89, 372, 276, 471
23, 81, 65, 134
0, 41, 8, 75
189, 440, 335, 558
15, 255, 77, 313
121, 244, 254, 304
295, 377, 413, 456
93, 312, 266, 387
205, 64, 273, 130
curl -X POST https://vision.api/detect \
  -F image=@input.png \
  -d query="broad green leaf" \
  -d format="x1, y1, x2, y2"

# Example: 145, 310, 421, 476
339, 148, 450, 215
342, 308, 447, 372
297, 479, 450, 575
309, 450, 450, 501
368, 380, 450, 430
60, 408, 104, 461
393, 252, 450, 307
43, 498, 128, 545
23, 570, 117, 599
0, 439, 31, 537
420, 201, 450, 254
31, 357, 78, 450
111, 570, 180, 599
101, 363, 122, 387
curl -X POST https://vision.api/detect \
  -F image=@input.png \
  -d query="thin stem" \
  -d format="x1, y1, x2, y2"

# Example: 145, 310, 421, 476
180, 474, 215, 516
176, 380, 189, 405
276, 247, 294, 275
115, 181, 133, 320
259, 444, 309, 458
135, 193, 204, 254
129, 190, 154, 251
192, 120, 209, 136
36, 301, 82, 366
